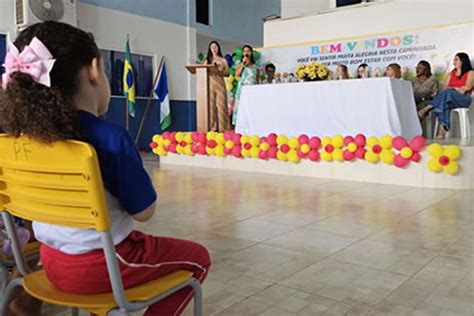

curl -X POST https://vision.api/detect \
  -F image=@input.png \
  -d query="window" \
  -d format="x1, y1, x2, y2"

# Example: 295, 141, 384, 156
196, 0, 209, 25
336, 0, 362, 7
100, 49, 154, 97
0, 34, 6, 75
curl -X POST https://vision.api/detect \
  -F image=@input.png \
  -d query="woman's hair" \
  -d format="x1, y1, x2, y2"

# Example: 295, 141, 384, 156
357, 63, 368, 78
242, 44, 255, 64
206, 40, 223, 65
455, 52, 472, 79
337, 64, 349, 79
265, 63, 276, 72
0, 21, 101, 143
417, 60, 432, 77
387, 63, 402, 79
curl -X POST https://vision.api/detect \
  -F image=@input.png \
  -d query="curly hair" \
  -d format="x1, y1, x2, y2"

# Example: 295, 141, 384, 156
0, 21, 101, 143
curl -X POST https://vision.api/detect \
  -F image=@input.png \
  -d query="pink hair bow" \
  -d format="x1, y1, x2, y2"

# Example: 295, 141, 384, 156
2, 37, 56, 89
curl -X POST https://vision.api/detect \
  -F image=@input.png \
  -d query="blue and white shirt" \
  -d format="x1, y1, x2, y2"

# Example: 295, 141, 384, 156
33, 111, 157, 254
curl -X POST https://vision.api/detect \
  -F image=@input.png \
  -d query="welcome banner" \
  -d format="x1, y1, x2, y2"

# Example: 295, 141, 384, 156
259, 22, 473, 80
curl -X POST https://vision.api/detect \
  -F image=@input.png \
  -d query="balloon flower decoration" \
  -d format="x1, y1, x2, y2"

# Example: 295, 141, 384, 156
150, 132, 463, 175
426, 144, 462, 175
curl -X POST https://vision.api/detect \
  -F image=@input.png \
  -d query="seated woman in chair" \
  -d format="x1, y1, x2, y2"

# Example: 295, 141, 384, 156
411, 60, 439, 119
418, 52, 473, 138
0, 21, 210, 316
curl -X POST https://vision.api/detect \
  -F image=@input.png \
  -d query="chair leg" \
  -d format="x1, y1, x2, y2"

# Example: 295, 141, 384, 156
106, 309, 130, 316
0, 278, 22, 316
458, 110, 470, 139
71, 307, 79, 316
190, 279, 203, 316
0, 265, 10, 296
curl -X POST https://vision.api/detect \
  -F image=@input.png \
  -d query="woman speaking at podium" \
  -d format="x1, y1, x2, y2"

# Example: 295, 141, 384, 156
204, 41, 230, 132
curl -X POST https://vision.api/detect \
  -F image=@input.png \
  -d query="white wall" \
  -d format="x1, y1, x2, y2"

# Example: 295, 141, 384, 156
0, 0, 17, 39
265, 0, 474, 46
281, 0, 333, 18
77, 3, 195, 100
196, 33, 243, 62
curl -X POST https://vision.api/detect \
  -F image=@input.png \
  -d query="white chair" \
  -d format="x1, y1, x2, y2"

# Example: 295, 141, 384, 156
433, 106, 471, 139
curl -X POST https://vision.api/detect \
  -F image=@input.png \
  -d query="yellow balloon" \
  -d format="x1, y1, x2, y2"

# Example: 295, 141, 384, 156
380, 149, 395, 164
154, 148, 167, 156
400, 147, 413, 159
288, 137, 299, 149
225, 140, 234, 149
215, 145, 225, 157
241, 135, 250, 144
206, 131, 217, 141
379, 135, 393, 149
152, 135, 162, 143
288, 150, 300, 163
427, 143, 443, 158
427, 159, 442, 172
321, 136, 332, 147
444, 145, 461, 160
332, 135, 344, 148
277, 151, 287, 161
250, 135, 260, 147
176, 145, 185, 155
347, 142, 357, 152
300, 144, 311, 154
276, 135, 288, 145
444, 162, 459, 175
185, 146, 194, 156
216, 133, 225, 145
365, 150, 379, 163
260, 142, 270, 151
242, 149, 251, 158
163, 139, 171, 147
250, 147, 260, 158
333, 148, 344, 161
367, 136, 379, 147
175, 132, 185, 142
184, 133, 193, 144
206, 147, 215, 155
321, 151, 333, 162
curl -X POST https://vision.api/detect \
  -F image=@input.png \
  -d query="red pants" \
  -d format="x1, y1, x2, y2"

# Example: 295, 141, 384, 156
40, 231, 211, 316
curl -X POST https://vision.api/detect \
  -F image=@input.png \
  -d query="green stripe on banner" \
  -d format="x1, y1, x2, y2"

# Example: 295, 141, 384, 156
160, 115, 172, 131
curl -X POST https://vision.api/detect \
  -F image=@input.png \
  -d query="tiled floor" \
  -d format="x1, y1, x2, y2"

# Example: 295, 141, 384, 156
12, 157, 474, 315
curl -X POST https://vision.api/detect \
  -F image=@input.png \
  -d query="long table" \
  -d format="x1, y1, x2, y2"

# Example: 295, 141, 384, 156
235, 78, 422, 139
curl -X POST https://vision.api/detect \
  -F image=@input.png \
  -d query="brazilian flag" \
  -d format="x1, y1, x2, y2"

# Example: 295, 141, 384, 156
123, 38, 135, 117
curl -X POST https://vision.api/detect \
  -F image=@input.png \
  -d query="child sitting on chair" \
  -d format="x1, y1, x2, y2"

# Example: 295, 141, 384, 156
0, 21, 210, 316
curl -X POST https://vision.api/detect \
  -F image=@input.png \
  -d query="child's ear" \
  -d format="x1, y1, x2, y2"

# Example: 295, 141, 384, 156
88, 58, 101, 85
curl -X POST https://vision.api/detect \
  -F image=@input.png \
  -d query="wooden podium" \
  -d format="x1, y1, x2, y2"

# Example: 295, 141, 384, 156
186, 64, 216, 132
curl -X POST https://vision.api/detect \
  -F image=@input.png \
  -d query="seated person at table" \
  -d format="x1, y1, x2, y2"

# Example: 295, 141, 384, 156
263, 63, 276, 84
411, 60, 439, 118
386, 63, 402, 79
233, 44, 261, 125
419, 52, 473, 138
336, 64, 349, 80
0, 21, 211, 315
356, 63, 369, 78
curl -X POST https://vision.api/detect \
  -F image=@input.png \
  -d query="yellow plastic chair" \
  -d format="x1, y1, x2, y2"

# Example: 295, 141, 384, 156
0, 135, 202, 316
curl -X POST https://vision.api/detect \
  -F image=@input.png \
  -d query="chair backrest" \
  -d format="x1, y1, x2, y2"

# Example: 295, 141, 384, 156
0, 134, 110, 231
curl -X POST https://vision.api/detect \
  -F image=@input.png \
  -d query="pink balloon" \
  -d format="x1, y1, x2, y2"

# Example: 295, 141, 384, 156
224, 130, 234, 141
260, 136, 268, 143
149, 142, 158, 149
343, 136, 354, 146
355, 148, 366, 160
232, 133, 242, 145
232, 146, 242, 158
268, 147, 278, 159
343, 150, 355, 161
169, 132, 177, 142
169, 143, 178, 154
224, 147, 232, 155
409, 135, 426, 151
280, 144, 290, 153
392, 136, 408, 150
354, 134, 366, 146
207, 140, 217, 148
297, 149, 307, 158
267, 133, 277, 146
259, 150, 269, 160
411, 152, 421, 162
191, 132, 200, 142
394, 154, 409, 168
162, 131, 170, 140
180, 141, 187, 147
198, 144, 207, 155
308, 150, 320, 161
243, 143, 252, 150
198, 133, 207, 144
191, 144, 199, 153
298, 134, 309, 144
309, 137, 321, 149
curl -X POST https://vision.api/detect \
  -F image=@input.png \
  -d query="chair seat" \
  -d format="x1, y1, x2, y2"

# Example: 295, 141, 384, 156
23, 269, 193, 314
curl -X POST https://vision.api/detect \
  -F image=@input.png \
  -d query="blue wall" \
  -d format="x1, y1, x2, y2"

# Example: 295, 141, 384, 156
78, 0, 280, 45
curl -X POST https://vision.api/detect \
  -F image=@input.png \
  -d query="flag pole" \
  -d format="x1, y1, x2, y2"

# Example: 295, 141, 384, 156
134, 56, 165, 144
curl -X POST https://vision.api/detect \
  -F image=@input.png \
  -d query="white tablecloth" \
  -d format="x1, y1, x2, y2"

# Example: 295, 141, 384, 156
235, 78, 422, 139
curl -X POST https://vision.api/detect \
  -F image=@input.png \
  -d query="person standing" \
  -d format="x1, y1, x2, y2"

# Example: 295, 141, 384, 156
204, 41, 230, 132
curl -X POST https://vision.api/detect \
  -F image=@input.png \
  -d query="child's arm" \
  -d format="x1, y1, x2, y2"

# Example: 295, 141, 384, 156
132, 201, 156, 222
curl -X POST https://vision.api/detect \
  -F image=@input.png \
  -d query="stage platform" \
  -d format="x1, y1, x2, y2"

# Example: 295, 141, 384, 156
158, 138, 474, 190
